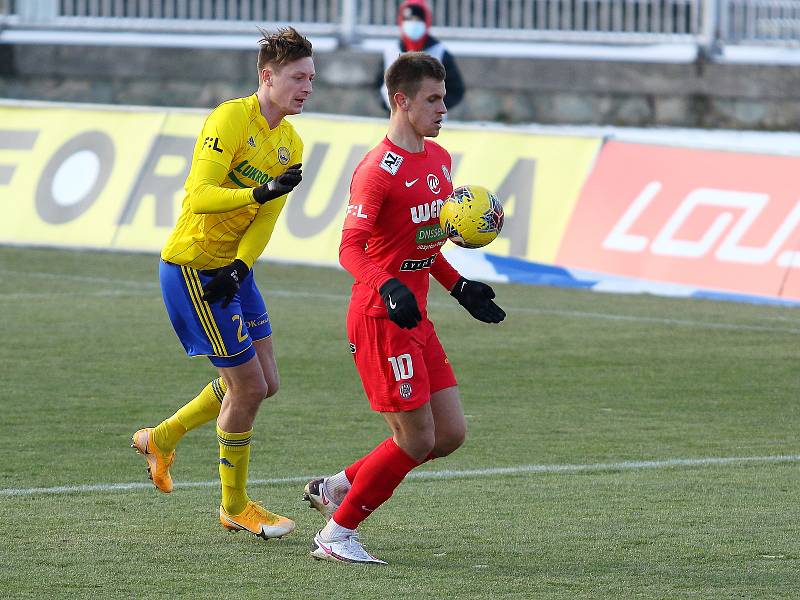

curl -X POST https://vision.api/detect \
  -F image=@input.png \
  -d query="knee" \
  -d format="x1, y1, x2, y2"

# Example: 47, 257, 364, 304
264, 379, 279, 398
394, 428, 436, 462
264, 370, 281, 398
432, 427, 467, 458
230, 378, 269, 404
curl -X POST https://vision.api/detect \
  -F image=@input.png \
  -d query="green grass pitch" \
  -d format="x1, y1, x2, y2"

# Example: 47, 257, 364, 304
1, 246, 799, 599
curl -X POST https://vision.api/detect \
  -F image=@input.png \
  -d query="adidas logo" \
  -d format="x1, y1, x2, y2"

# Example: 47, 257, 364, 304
248, 136, 256, 148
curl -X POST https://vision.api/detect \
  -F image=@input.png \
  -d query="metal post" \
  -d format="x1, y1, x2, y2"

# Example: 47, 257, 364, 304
716, 0, 730, 46
340, 0, 359, 47
699, 0, 724, 58
17, 0, 58, 23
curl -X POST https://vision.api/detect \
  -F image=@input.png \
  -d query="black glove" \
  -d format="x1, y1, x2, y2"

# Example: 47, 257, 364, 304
252, 163, 302, 204
450, 277, 505, 324
200, 259, 249, 308
379, 278, 422, 330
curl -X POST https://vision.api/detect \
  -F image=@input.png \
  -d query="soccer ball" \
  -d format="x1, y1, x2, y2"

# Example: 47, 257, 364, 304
439, 185, 504, 249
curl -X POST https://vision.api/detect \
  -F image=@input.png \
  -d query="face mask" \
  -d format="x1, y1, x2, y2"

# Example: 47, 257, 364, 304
402, 20, 427, 41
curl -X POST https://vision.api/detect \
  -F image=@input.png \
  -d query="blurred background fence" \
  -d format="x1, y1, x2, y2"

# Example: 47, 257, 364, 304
1, 0, 799, 48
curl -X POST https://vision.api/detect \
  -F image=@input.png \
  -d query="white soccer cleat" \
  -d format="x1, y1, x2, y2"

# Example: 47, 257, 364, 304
303, 478, 339, 521
310, 530, 387, 565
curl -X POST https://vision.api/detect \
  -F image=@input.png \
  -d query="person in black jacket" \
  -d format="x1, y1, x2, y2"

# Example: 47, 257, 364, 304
380, 0, 465, 115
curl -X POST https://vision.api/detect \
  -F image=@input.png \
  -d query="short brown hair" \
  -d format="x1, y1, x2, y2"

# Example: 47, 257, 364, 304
385, 52, 446, 109
257, 27, 313, 72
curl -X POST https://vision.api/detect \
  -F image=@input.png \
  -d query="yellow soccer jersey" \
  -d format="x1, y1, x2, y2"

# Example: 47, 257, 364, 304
161, 93, 303, 270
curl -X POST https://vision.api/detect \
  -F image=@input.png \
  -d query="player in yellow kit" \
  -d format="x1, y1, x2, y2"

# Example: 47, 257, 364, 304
132, 27, 314, 541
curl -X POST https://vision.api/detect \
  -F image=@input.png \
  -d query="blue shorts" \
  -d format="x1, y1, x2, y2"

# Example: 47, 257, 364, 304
159, 260, 272, 367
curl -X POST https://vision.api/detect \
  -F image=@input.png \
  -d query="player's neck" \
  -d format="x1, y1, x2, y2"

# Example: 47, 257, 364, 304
256, 89, 285, 130
387, 118, 425, 153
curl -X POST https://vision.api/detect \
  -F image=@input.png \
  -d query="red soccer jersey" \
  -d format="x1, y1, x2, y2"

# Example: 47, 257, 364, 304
341, 137, 461, 318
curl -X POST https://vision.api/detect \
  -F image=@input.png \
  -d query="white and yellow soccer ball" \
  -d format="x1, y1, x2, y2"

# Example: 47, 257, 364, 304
439, 185, 504, 249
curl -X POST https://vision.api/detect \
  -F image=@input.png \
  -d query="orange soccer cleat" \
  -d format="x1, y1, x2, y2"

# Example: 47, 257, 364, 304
131, 428, 175, 493
219, 501, 295, 540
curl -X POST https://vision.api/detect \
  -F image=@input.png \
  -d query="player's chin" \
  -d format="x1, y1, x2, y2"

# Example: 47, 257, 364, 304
288, 99, 307, 115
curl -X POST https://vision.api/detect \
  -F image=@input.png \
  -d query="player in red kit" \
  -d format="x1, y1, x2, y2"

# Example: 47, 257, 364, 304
303, 52, 505, 565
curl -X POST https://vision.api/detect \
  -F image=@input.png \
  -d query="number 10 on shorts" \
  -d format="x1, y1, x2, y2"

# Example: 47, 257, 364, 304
388, 354, 414, 381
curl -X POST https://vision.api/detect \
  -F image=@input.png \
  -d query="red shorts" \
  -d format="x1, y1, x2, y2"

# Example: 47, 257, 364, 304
346, 309, 457, 412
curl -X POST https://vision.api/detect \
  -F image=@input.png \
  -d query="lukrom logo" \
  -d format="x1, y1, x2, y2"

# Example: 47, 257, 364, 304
411, 199, 444, 224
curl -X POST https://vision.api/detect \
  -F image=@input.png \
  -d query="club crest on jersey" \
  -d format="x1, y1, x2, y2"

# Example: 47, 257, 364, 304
277, 146, 290, 164
441, 165, 451, 182
427, 174, 441, 194
379, 151, 403, 175
399, 382, 412, 399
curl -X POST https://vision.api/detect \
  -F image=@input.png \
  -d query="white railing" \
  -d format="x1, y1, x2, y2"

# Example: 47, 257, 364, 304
0, 1, 799, 47
723, 0, 800, 44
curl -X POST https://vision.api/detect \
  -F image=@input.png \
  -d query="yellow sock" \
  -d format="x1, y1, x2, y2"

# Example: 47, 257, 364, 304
152, 378, 227, 454
217, 425, 252, 516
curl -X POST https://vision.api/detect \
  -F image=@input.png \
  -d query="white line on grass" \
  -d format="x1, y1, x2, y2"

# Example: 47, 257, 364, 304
3, 454, 799, 497
1, 269, 798, 334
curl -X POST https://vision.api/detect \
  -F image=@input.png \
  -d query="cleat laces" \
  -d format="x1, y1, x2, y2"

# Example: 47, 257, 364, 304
246, 501, 281, 525
344, 533, 376, 561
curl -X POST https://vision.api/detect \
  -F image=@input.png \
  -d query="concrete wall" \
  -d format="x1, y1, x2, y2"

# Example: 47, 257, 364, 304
2, 42, 799, 130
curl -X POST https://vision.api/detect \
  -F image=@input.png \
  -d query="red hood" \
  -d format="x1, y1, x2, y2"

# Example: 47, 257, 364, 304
398, 0, 432, 52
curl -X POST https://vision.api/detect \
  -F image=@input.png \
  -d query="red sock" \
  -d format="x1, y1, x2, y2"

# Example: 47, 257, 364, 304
345, 444, 434, 483
333, 438, 420, 529
344, 440, 382, 483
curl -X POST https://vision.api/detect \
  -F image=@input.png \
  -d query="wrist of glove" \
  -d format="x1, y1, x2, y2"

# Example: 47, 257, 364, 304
252, 163, 303, 204
379, 278, 422, 330
199, 259, 250, 308
450, 276, 506, 324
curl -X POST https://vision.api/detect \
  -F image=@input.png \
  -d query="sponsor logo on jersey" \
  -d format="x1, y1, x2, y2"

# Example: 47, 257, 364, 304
400, 255, 437, 271
379, 151, 403, 175
410, 199, 444, 224
427, 173, 441, 194
231, 160, 272, 185
203, 136, 223, 153
349, 342, 356, 354
246, 315, 269, 329
417, 242, 443, 251
248, 136, 256, 148
441, 165, 451, 182
346, 204, 369, 219
277, 146, 290, 164
415, 223, 446, 245
405, 178, 418, 187
399, 382, 412, 399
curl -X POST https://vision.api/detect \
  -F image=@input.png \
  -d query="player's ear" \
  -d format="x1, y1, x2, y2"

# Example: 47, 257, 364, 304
394, 91, 409, 111
260, 67, 273, 86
